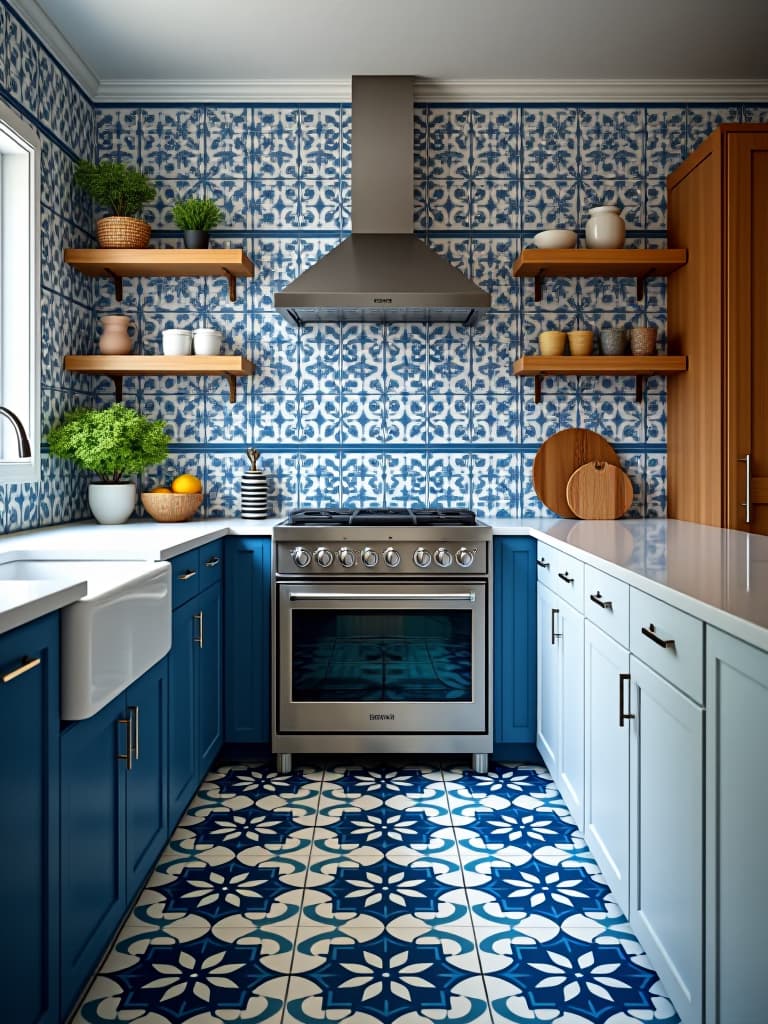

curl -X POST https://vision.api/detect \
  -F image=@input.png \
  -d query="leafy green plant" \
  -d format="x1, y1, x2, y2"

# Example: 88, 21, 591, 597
73, 160, 156, 218
172, 196, 224, 232
47, 404, 169, 482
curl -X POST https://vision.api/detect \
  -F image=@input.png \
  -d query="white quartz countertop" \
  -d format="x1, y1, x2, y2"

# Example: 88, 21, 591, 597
2, 515, 768, 652
0, 578, 88, 635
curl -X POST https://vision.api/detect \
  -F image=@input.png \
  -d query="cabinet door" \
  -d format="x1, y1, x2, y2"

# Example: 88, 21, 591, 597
705, 628, 768, 1024
557, 600, 584, 830
125, 660, 168, 895
536, 582, 560, 778
630, 655, 703, 1024
224, 537, 271, 744
168, 602, 197, 824
493, 537, 537, 748
60, 693, 127, 1017
584, 620, 630, 913
0, 615, 60, 1024
197, 583, 223, 774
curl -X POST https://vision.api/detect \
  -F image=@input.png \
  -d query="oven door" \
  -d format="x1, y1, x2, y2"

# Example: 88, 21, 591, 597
276, 581, 488, 736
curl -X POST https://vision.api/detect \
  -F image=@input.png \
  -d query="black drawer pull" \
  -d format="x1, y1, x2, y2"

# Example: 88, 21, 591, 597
537, 557, 550, 568
177, 569, 197, 581
641, 623, 675, 649
204, 556, 220, 568
590, 591, 613, 610
558, 571, 574, 584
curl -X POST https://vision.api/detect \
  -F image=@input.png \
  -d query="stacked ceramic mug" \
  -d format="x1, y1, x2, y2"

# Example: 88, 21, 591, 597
241, 449, 268, 519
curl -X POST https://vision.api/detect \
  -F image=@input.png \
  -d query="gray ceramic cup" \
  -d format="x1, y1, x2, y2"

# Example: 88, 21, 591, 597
599, 327, 629, 355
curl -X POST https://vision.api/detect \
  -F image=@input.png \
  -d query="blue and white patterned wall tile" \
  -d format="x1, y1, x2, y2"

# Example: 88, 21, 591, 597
645, 453, 668, 518
140, 107, 205, 178
426, 393, 470, 445
142, 393, 206, 446
6, 480, 40, 531
340, 451, 386, 508
205, 452, 243, 517
299, 451, 342, 507
341, 326, 386, 393
205, 106, 250, 177
426, 178, 471, 230
579, 177, 645, 231
522, 389, 579, 443
428, 453, 472, 508
580, 393, 644, 443
253, 393, 299, 444
523, 107, 579, 178
470, 237, 519, 310
385, 453, 428, 508
579, 107, 644, 178
386, 393, 429, 444
385, 325, 428, 392
261, 450, 300, 514
427, 334, 472, 393
142, 451, 205, 496
428, 127, 472, 179
520, 453, 555, 518
340, 393, 386, 444
743, 105, 768, 123
522, 177, 579, 231
472, 453, 521, 518
251, 177, 301, 229
646, 108, 687, 176
472, 394, 521, 445
687, 105, 742, 149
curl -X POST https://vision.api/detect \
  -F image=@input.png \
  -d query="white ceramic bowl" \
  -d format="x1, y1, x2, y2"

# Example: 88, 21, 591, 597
162, 329, 193, 356
533, 229, 578, 249
193, 329, 223, 356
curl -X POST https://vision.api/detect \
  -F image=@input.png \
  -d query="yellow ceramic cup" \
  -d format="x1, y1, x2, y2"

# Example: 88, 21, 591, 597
567, 330, 595, 356
538, 330, 567, 356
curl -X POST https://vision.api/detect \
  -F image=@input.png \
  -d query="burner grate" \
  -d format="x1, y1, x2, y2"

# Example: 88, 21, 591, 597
286, 507, 477, 527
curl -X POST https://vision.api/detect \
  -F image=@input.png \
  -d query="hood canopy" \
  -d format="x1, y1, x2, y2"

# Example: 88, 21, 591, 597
273, 76, 490, 326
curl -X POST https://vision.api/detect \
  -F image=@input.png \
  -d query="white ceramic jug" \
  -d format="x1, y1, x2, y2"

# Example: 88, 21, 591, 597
585, 205, 626, 249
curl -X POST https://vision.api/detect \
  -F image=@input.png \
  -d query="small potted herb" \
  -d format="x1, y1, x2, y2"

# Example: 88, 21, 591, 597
47, 404, 170, 524
171, 196, 224, 248
73, 160, 156, 248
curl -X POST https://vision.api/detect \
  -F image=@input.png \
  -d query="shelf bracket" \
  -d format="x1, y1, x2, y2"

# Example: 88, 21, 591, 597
534, 270, 546, 302
225, 374, 238, 403
534, 376, 542, 403
104, 268, 123, 302
224, 269, 236, 302
634, 376, 643, 402
107, 375, 123, 403
635, 268, 655, 302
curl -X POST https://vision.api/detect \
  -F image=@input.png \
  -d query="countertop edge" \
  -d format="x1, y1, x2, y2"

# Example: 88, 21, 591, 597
0, 581, 88, 635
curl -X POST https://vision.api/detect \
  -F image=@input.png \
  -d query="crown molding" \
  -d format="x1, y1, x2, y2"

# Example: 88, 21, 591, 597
9, 0, 100, 98
93, 76, 768, 106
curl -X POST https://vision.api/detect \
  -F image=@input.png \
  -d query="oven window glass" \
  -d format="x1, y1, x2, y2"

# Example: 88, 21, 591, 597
291, 609, 472, 702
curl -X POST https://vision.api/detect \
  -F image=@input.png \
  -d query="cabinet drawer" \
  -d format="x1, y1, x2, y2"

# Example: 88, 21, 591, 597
630, 589, 704, 703
537, 541, 583, 612
584, 564, 629, 648
171, 548, 201, 608
198, 540, 223, 590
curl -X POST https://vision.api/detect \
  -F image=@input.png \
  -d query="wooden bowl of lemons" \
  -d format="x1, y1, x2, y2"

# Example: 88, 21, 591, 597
141, 475, 203, 522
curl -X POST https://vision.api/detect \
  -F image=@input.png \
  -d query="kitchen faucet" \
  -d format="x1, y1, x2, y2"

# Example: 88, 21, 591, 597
0, 406, 31, 457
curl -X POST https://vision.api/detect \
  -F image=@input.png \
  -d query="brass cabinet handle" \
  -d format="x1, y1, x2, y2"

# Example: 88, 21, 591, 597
739, 453, 752, 524
128, 704, 139, 761
550, 607, 562, 645
204, 556, 220, 568
177, 569, 197, 581
619, 672, 635, 727
193, 611, 204, 648
641, 623, 675, 649
2, 656, 41, 684
537, 557, 550, 568
590, 591, 613, 610
117, 716, 133, 771
558, 571, 574, 584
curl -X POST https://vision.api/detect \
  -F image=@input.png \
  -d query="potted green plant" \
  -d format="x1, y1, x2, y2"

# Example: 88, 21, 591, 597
171, 196, 224, 249
73, 160, 156, 249
47, 404, 170, 524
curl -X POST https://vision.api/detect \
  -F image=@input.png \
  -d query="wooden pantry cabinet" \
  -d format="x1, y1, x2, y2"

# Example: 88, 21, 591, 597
667, 125, 768, 534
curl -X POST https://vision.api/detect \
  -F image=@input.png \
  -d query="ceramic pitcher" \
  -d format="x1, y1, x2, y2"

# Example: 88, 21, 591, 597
98, 314, 133, 355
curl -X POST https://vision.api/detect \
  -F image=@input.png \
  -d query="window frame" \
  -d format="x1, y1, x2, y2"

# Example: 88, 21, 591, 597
0, 99, 41, 485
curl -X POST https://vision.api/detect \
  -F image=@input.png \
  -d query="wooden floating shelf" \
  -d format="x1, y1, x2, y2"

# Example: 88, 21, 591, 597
63, 355, 254, 403
512, 248, 688, 301
513, 355, 689, 403
62, 248, 254, 302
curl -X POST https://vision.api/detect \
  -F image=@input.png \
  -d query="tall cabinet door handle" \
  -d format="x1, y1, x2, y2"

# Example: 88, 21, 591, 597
619, 673, 635, 727
193, 611, 204, 648
550, 608, 562, 644
128, 704, 139, 760
739, 453, 752, 524
117, 716, 133, 770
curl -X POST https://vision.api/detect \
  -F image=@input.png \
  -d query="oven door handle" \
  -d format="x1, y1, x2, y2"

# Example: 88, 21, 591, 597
288, 591, 477, 603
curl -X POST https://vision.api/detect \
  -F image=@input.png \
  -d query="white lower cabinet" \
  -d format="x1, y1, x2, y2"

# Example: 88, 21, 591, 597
629, 654, 704, 1024
705, 628, 768, 1024
584, 620, 631, 914
537, 578, 584, 830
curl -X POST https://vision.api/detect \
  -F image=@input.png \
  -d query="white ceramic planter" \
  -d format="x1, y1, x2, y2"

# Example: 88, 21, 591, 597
88, 481, 136, 525
585, 205, 626, 249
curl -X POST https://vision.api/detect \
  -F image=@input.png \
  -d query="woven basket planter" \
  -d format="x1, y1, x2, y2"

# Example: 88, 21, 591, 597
96, 216, 152, 249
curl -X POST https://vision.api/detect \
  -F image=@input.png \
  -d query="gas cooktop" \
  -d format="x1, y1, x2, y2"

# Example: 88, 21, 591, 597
285, 507, 478, 527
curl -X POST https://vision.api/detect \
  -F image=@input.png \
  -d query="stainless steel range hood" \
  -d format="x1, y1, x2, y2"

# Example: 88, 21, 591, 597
273, 76, 491, 326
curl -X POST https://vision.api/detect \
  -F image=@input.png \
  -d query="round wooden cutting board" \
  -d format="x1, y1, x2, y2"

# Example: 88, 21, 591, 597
566, 461, 634, 519
533, 428, 621, 518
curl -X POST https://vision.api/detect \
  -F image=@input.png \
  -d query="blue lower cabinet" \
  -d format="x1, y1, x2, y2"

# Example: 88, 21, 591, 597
224, 537, 271, 744
0, 613, 60, 1024
60, 660, 167, 1018
493, 537, 538, 754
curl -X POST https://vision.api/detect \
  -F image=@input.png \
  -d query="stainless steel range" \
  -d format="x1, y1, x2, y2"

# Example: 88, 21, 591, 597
272, 508, 492, 773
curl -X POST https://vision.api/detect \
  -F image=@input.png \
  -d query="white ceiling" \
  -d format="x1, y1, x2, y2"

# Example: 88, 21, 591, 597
22, 0, 768, 98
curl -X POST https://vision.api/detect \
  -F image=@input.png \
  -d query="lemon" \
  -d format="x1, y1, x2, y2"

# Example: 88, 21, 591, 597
171, 473, 202, 494
151, 486, 172, 493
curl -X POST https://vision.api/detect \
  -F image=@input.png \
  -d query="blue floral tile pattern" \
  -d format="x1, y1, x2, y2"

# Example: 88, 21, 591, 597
74, 758, 681, 1023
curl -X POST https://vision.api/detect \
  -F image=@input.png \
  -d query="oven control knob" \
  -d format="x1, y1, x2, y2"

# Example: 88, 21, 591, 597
455, 546, 475, 568
314, 546, 334, 568
361, 547, 379, 568
338, 546, 356, 568
434, 547, 453, 568
413, 546, 432, 569
291, 546, 311, 568
383, 547, 401, 568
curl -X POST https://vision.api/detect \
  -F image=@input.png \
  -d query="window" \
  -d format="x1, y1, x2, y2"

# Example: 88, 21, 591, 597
0, 100, 40, 484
